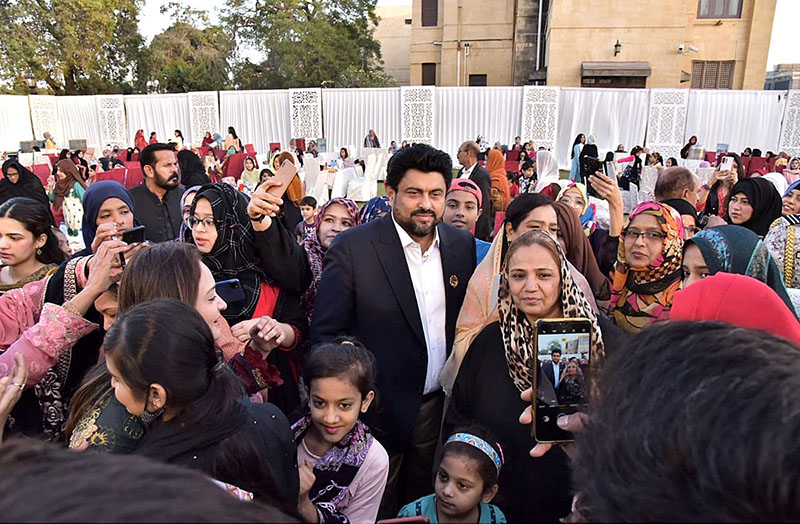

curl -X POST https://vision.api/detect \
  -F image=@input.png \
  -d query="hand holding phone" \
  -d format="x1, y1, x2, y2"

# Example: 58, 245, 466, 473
216, 278, 246, 304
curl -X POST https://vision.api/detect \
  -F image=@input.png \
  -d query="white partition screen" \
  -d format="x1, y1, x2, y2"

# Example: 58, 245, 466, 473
0, 95, 33, 151
685, 89, 787, 154
124, 94, 191, 147
219, 90, 291, 155
55, 95, 103, 147
322, 88, 401, 158
556, 88, 650, 170
436, 86, 524, 165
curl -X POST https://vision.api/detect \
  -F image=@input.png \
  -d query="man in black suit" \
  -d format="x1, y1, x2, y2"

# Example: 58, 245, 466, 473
456, 141, 492, 241
542, 349, 565, 389
310, 144, 477, 515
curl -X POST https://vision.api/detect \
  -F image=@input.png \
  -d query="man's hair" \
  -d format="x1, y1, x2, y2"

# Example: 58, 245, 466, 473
385, 143, 452, 191
139, 143, 174, 173
654, 167, 697, 200
0, 439, 294, 522
574, 321, 800, 522
551, 349, 562, 356
521, 160, 535, 172
299, 196, 317, 208
461, 141, 479, 158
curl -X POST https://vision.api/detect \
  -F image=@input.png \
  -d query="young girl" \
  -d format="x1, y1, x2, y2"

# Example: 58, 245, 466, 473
398, 427, 507, 524
293, 339, 389, 523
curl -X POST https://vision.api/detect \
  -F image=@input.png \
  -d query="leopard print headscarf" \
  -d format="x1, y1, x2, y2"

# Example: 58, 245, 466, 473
498, 231, 606, 393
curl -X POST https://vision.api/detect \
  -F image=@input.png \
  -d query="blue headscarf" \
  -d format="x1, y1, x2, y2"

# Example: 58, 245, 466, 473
359, 196, 391, 223
784, 180, 800, 198
81, 181, 136, 249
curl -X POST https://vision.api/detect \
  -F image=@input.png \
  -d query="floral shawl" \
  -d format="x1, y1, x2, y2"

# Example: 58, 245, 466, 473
292, 415, 373, 524
609, 201, 684, 333
300, 198, 360, 324
497, 232, 605, 392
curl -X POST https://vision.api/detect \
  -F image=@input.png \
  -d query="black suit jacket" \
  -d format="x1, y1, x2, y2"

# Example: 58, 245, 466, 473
457, 164, 492, 241
310, 214, 477, 452
541, 361, 565, 388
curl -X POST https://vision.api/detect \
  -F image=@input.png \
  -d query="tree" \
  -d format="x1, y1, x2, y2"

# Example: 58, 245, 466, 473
223, 0, 387, 89
0, 0, 143, 94
143, 23, 234, 93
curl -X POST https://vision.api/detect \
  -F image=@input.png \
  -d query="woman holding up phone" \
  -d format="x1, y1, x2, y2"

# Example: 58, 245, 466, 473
185, 182, 311, 413
697, 153, 744, 221
444, 231, 619, 523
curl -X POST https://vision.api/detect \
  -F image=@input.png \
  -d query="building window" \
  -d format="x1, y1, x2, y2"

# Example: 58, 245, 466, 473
697, 0, 742, 19
691, 60, 735, 89
422, 0, 438, 26
468, 74, 487, 87
405, 18, 412, 25
422, 63, 437, 86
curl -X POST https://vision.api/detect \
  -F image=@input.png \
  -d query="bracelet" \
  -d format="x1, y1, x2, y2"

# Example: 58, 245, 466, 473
250, 214, 265, 223
62, 300, 82, 317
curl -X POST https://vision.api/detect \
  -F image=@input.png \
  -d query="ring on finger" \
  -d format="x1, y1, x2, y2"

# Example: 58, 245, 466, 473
10, 382, 24, 390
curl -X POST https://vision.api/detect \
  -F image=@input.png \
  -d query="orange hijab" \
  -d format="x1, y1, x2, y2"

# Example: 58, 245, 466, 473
487, 150, 510, 211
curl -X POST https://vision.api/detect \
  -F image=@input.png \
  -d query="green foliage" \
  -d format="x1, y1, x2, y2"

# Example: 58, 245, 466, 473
0, 0, 144, 94
223, 0, 388, 89
143, 22, 234, 93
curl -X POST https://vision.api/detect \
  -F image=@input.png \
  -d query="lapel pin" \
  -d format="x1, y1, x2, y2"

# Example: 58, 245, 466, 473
449, 275, 459, 288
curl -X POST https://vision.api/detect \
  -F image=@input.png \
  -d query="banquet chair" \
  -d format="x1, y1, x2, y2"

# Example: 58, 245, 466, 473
346, 153, 379, 202
30, 164, 52, 186
124, 167, 144, 188
331, 167, 357, 199
96, 169, 126, 184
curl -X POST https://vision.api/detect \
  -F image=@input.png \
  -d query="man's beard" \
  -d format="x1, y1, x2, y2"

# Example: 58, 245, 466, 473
394, 208, 441, 238
155, 172, 179, 189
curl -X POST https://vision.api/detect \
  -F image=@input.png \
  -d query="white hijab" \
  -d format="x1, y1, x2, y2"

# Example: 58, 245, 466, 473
534, 149, 560, 193
762, 172, 788, 197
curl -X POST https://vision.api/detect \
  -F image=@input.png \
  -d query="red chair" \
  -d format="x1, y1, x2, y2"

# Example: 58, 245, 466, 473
124, 167, 144, 188
95, 169, 126, 184
222, 153, 249, 180
244, 144, 256, 155
777, 164, 786, 174
767, 157, 777, 171
739, 156, 751, 172
124, 162, 139, 170
198, 146, 211, 157
45, 154, 58, 166
295, 139, 306, 152
269, 142, 281, 153
214, 149, 227, 162
31, 164, 51, 186
704, 152, 717, 164
505, 160, 520, 173
507, 149, 520, 162
747, 157, 766, 177
131, 152, 139, 162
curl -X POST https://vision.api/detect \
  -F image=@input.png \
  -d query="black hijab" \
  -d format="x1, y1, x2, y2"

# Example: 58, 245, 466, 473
177, 150, 211, 188
0, 159, 49, 207
661, 198, 698, 222
727, 178, 782, 237
185, 183, 270, 323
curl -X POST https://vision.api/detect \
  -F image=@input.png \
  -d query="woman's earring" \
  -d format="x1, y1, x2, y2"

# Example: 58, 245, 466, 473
36, 248, 42, 255
139, 406, 165, 425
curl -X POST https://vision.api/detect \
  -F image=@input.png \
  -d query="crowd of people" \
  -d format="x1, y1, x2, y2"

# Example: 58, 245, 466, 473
0, 127, 799, 523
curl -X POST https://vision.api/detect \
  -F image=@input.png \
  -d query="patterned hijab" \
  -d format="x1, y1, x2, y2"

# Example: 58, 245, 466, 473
359, 196, 391, 223
557, 182, 597, 235
765, 215, 800, 289
609, 201, 684, 333
185, 183, 269, 324
300, 198, 360, 323
689, 224, 796, 315
498, 231, 605, 393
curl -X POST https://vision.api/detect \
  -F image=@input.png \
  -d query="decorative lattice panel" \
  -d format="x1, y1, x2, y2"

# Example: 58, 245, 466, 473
521, 86, 559, 150
401, 86, 435, 145
779, 90, 800, 158
29, 95, 58, 141
645, 89, 689, 161
188, 91, 219, 146
96, 95, 127, 147
289, 88, 322, 140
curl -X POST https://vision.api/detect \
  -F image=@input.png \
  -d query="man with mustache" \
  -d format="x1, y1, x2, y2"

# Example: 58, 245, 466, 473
310, 143, 477, 517
130, 143, 184, 242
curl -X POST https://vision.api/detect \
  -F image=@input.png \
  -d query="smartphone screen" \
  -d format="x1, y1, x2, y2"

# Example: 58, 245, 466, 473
532, 318, 592, 443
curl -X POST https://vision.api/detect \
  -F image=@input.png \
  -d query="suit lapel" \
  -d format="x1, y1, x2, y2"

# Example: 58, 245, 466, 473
373, 215, 427, 347
438, 224, 463, 353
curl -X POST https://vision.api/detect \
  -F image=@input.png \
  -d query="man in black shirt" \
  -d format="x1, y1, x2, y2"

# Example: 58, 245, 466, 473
130, 143, 183, 242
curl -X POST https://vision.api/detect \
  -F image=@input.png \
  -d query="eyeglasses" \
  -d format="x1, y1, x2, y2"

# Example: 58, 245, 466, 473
187, 216, 217, 231
622, 230, 666, 243
683, 225, 701, 236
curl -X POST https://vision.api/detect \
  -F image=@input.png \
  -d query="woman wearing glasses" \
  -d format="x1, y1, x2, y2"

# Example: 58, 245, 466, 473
607, 201, 685, 333
184, 182, 310, 413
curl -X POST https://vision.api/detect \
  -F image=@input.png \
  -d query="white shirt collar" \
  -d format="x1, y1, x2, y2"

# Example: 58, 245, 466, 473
391, 212, 440, 252
462, 161, 477, 177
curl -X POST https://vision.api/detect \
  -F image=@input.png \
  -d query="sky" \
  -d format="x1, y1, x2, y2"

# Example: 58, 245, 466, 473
138, 0, 799, 71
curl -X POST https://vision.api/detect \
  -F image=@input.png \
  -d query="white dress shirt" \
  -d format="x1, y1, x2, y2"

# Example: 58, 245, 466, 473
552, 361, 562, 388
392, 214, 447, 394
460, 161, 477, 180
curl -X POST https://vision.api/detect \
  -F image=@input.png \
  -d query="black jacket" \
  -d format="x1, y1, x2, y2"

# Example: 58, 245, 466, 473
129, 183, 184, 243
310, 214, 476, 451
458, 163, 492, 241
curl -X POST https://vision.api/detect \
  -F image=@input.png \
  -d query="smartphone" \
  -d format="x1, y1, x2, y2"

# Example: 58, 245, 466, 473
581, 156, 603, 198
216, 278, 246, 304
531, 318, 592, 443
120, 225, 146, 244
720, 155, 734, 172
265, 159, 298, 198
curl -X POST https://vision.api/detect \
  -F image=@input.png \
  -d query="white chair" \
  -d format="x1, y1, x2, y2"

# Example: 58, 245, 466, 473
331, 167, 357, 199
304, 159, 330, 206
17, 153, 34, 167
346, 152, 380, 202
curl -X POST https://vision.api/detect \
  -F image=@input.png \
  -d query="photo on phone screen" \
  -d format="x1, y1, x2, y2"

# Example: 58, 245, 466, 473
532, 318, 592, 443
